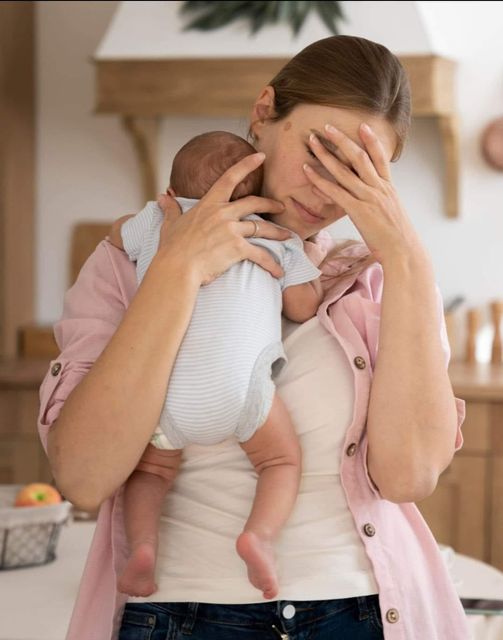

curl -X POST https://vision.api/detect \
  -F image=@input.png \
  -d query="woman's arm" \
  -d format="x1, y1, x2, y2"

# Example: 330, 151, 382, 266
365, 252, 458, 503
46, 153, 289, 512
47, 255, 200, 512
304, 124, 460, 504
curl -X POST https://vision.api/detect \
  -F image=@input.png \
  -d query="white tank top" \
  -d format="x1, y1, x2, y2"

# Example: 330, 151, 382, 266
131, 316, 379, 605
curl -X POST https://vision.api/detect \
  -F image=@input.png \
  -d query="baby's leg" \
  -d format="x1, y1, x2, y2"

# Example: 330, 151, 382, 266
118, 445, 183, 597
237, 394, 301, 600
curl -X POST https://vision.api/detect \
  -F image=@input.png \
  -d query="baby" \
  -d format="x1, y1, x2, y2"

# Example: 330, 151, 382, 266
108, 130, 324, 601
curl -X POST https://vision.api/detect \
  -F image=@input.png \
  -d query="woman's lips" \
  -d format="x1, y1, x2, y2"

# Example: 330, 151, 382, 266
292, 198, 324, 225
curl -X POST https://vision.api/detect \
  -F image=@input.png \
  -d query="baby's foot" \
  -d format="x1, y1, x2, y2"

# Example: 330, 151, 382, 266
236, 531, 278, 600
117, 542, 158, 597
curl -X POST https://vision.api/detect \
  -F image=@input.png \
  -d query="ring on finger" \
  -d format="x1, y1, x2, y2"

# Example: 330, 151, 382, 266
250, 220, 260, 238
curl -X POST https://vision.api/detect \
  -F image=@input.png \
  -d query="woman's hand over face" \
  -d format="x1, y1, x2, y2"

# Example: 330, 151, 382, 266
303, 123, 428, 268
157, 153, 289, 285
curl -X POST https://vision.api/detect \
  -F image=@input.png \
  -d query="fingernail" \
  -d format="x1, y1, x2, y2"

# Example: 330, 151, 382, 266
255, 152, 265, 160
303, 163, 313, 172
309, 133, 318, 144
325, 124, 338, 134
361, 123, 372, 134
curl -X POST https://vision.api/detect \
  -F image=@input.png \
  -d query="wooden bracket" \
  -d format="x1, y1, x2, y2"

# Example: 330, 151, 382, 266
121, 116, 159, 201
438, 114, 460, 218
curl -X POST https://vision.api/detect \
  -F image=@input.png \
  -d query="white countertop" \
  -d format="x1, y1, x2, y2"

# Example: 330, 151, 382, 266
0, 521, 502, 640
0, 520, 94, 640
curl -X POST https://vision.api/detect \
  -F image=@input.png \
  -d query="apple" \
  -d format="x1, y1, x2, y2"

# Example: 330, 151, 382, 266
14, 482, 62, 507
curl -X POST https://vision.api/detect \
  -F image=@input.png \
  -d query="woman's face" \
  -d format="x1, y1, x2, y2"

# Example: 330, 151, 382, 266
251, 94, 398, 240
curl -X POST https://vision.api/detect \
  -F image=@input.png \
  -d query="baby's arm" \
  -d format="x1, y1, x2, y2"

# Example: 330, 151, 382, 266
282, 277, 323, 324
108, 214, 135, 251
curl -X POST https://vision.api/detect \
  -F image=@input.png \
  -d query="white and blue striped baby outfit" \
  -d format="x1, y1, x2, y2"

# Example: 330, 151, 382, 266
121, 199, 321, 449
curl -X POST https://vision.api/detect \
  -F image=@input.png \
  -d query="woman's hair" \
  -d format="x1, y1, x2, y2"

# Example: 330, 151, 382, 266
252, 35, 412, 280
264, 35, 411, 161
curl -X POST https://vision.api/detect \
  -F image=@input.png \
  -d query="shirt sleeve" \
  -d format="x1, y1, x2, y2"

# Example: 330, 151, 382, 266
121, 202, 157, 262
37, 241, 133, 453
281, 233, 322, 290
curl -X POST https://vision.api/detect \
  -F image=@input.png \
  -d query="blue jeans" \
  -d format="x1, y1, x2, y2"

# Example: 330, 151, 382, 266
118, 595, 385, 639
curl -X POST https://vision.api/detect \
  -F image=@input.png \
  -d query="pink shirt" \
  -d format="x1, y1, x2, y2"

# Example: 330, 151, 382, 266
37, 235, 469, 640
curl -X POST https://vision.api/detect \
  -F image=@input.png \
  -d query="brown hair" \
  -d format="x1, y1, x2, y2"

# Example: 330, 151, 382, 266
251, 35, 412, 279
170, 131, 262, 201
264, 35, 411, 161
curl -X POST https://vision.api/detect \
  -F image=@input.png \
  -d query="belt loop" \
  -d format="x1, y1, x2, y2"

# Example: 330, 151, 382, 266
180, 602, 199, 635
356, 596, 370, 622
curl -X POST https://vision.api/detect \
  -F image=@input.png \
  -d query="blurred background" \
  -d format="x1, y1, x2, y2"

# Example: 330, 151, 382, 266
1, 2, 503, 639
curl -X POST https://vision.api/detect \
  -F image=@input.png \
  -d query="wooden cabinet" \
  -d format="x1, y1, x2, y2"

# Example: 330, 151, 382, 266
417, 363, 503, 570
0, 359, 52, 484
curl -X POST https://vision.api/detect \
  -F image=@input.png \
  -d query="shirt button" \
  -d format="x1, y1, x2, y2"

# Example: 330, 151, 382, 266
282, 604, 296, 619
51, 362, 62, 376
353, 356, 366, 370
386, 608, 400, 623
346, 443, 357, 456
363, 523, 376, 537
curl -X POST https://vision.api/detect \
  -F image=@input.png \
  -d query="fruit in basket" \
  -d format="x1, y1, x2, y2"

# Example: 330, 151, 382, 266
14, 482, 62, 507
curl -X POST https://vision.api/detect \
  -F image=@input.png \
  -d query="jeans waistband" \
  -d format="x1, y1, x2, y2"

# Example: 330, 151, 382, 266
142, 594, 380, 635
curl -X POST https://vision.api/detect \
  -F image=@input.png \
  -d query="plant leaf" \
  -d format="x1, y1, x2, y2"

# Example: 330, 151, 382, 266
289, 1, 311, 35
179, 1, 345, 37
314, 1, 345, 35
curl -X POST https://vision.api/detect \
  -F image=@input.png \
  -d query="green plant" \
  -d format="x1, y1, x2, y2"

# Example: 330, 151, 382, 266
180, 1, 345, 37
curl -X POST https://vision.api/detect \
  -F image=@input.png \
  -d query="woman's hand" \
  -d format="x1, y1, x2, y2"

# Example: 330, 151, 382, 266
156, 152, 290, 285
303, 123, 428, 268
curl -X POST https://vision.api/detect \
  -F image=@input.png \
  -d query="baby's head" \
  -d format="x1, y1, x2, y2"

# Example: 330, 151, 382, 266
169, 131, 263, 201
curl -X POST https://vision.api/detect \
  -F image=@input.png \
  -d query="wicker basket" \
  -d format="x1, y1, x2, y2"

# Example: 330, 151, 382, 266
0, 484, 72, 570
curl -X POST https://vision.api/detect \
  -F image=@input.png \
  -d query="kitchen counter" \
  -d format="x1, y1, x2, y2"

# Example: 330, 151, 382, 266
0, 521, 502, 640
0, 520, 94, 640
449, 361, 503, 401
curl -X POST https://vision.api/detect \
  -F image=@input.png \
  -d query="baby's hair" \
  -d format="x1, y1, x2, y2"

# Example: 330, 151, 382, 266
170, 131, 263, 201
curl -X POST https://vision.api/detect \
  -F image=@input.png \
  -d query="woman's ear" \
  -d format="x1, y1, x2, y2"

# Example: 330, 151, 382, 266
250, 86, 276, 137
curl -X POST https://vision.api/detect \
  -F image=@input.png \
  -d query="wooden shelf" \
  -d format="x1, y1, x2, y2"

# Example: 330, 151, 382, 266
449, 362, 503, 402
0, 358, 53, 484
94, 54, 459, 217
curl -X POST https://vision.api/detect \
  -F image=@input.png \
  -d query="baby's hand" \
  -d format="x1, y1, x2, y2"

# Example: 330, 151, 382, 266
108, 214, 134, 251
302, 239, 328, 267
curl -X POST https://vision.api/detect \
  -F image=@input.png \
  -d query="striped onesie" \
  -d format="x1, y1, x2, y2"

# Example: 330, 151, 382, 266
121, 199, 321, 449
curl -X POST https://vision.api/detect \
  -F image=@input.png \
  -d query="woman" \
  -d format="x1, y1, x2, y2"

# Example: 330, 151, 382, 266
37, 35, 469, 639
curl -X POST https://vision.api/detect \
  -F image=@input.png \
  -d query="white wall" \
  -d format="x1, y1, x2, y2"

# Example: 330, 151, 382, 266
36, 1, 503, 360
36, 1, 138, 323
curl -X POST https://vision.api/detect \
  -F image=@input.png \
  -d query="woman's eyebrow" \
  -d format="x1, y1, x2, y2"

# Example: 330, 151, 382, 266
309, 129, 340, 155
309, 128, 357, 172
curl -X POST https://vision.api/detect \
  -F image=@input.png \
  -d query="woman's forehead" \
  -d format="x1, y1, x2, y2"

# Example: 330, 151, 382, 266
290, 104, 398, 160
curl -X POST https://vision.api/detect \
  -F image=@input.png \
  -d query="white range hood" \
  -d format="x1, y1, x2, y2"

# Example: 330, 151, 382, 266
93, 1, 458, 217
95, 0, 448, 59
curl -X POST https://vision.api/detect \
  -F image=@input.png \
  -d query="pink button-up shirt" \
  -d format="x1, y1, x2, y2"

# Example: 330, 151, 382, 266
37, 235, 469, 640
